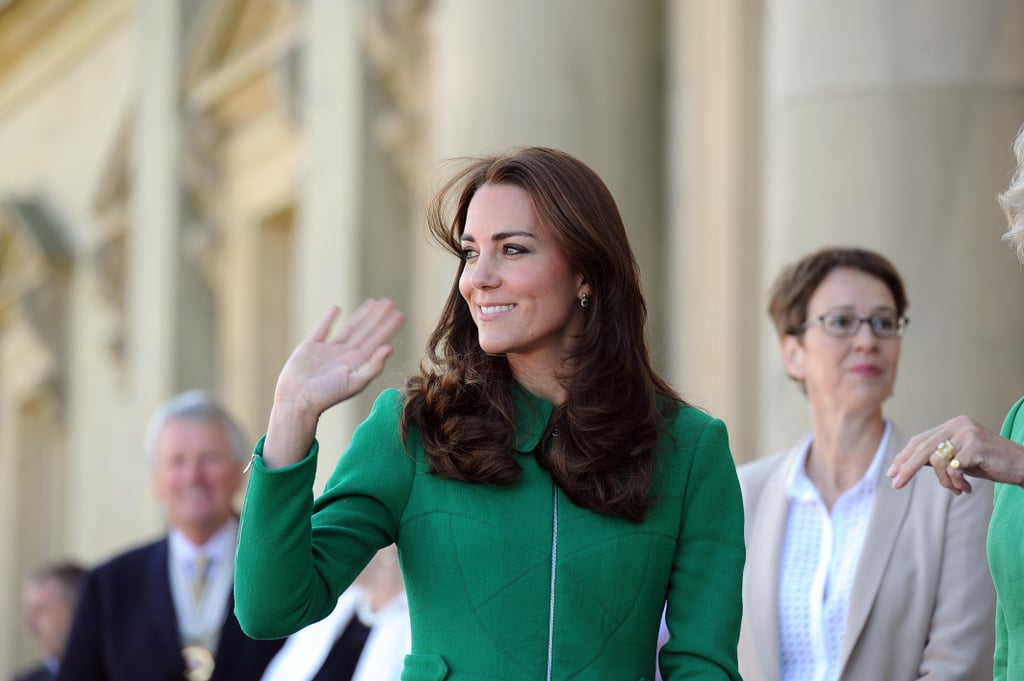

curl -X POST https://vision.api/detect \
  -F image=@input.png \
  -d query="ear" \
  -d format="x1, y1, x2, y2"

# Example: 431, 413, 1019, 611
575, 274, 590, 300
780, 334, 805, 382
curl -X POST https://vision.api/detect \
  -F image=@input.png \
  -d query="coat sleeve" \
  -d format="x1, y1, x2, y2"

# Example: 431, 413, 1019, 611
659, 416, 745, 681
56, 570, 107, 681
234, 389, 415, 639
991, 395, 1024, 675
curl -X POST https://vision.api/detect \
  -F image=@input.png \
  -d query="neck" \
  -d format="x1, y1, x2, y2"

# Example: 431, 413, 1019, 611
508, 355, 566, 404
177, 517, 230, 547
805, 406, 885, 506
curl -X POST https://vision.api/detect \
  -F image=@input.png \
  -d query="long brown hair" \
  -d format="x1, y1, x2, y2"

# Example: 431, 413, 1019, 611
401, 147, 681, 522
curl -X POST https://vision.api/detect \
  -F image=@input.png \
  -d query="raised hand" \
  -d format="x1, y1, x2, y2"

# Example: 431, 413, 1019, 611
262, 299, 405, 468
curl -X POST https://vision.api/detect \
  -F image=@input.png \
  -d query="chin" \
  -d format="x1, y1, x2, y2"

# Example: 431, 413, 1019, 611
477, 338, 511, 355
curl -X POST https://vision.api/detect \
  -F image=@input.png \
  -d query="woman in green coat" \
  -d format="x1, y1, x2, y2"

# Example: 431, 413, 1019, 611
233, 147, 745, 681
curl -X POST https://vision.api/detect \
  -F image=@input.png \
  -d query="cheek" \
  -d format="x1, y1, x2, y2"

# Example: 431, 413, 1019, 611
206, 466, 242, 493
457, 271, 472, 302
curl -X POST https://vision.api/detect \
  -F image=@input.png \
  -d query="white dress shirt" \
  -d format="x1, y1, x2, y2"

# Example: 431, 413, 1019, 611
167, 517, 237, 649
261, 587, 410, 681
777, 421, 891, 681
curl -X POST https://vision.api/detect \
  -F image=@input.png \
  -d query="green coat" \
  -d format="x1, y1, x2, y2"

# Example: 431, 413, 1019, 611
990, 395, 1024, 681
235, 387, 744, 681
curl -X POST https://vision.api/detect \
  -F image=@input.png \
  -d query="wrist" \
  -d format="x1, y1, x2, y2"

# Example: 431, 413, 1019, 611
262, 401, 320, 469
268, 397, 320, 432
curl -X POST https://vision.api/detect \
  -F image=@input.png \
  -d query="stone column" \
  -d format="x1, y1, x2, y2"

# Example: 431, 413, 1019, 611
65, 0, 184, 557
129, 0, 182, 411
759, 0, 1024, 454
666, 0, 764, 461
297, 0, 369, 484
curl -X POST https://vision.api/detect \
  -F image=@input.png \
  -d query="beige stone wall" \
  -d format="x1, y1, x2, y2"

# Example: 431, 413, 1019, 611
1, 0, 1023, 675
757, 0, 1024, 457
0, 0, 137, 668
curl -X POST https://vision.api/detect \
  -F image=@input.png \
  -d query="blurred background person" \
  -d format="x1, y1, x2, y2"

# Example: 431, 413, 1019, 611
261, 545, 409, 681
14, 562, 85, 681
738, 247, 996, 681
889, 123, 1024, 680
58, 391, 283, 681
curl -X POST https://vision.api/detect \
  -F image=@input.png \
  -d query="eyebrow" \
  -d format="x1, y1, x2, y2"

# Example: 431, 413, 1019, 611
460, 230, 538, 242
818, 305, 898, 313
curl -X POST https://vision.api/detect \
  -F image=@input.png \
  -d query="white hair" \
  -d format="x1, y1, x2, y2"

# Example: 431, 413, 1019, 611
144, 390, 249, 467
999, 123, 1024, 265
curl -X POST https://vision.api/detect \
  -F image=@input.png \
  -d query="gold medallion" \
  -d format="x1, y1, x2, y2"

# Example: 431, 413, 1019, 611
182, 644, 215, 681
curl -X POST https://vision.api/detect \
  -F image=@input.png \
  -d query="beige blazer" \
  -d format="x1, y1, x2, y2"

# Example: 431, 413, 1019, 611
738, 425, 996, 681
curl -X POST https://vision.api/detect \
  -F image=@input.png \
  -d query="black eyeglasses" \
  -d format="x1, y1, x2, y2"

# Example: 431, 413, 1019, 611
799, 311, 909, 338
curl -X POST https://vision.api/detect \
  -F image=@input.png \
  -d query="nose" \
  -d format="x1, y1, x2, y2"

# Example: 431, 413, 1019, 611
852, 318, 879, 348
466, 253, 499, 289
184, 458, 205, 484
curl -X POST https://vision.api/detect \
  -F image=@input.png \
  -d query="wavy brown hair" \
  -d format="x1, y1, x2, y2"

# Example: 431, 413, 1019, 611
401, 147, 682, 522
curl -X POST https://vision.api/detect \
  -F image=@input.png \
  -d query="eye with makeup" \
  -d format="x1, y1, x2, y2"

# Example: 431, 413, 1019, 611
501, 243, 531, 256
459, 242, 532, 260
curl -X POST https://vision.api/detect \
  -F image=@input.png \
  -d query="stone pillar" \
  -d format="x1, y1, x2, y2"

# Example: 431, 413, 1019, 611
65, 0, 183, 558
129, 0, 182, 410
298, 0, 369, 484
415, 0, 664, 357
666, 0, 764, 461
759, 0, 1024, 454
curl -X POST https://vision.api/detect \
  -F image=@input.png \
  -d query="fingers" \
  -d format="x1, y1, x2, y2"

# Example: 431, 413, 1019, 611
306, 304, 342, 343
888, 423, 945, 489
948, 464, 973, 494
307, 299, 405, 351
327, 299, 405, 392
350, 345, 397, 386
331, 299, 405, 350
888, 416, 984, 494
928, 453, 962, 494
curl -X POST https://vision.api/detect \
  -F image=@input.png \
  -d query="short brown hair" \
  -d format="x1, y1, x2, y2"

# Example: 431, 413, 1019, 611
28, 561, 86, 606
767, 247, 908, 337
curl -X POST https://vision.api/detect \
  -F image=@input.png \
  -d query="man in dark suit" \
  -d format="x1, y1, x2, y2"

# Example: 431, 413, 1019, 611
14, 562, 85, 681
58, 391, 284, 681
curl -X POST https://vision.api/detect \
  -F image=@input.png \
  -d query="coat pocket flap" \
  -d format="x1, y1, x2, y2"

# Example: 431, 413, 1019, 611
401, 654, 450, 681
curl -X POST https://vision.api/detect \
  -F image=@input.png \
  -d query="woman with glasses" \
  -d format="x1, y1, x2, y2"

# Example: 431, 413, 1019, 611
737, 247, 996, 681
889, 124, 1024, 681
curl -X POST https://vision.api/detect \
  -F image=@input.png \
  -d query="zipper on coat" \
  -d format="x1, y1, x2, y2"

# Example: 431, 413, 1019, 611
546, 482, 558, 681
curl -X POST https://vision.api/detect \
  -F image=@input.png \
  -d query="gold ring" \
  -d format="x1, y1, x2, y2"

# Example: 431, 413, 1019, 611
935, 440, 956, 462
950, 459, 961, 470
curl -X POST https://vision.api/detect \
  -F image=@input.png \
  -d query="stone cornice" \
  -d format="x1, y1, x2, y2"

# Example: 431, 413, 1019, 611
0, 0, 133, 121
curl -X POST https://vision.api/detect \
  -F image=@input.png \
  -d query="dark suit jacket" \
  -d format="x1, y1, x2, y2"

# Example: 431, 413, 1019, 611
14, 664, 55, 681
57, 537, 283, 681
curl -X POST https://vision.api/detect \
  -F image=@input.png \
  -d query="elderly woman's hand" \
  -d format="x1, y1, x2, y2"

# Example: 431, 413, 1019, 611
888, 415, 1024, 493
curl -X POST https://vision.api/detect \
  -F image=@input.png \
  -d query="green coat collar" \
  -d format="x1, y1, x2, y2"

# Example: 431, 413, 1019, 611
512, 384, 554, 453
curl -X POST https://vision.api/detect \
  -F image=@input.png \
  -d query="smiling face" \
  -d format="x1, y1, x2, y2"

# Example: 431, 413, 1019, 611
782, 267, 902, 417
458, 183, 588, 377
152, 418, 243, 545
